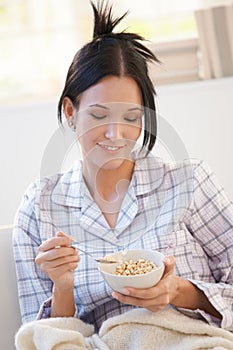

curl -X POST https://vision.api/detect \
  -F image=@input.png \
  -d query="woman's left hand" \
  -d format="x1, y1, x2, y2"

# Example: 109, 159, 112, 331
112, 256, 180, 312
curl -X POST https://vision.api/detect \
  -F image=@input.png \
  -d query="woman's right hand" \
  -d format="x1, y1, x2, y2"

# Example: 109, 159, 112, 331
35, 231, 80, 290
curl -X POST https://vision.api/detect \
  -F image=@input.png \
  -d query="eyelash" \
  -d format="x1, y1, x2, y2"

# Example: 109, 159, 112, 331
90, 114, 141, 122
90, 113, 107, 119
124, 117, 138, 122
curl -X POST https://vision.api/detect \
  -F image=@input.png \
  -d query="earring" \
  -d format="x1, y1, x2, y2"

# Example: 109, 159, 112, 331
68, 116, 76, 132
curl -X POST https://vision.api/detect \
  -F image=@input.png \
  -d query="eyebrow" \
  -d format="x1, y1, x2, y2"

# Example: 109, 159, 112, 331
88, 104, 142, 112
88, 104, 110, 110
127, 107, 143, 112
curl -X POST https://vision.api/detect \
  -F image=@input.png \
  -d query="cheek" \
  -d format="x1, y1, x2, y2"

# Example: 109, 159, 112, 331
125, 124, 142, 141
76, 119, 99, 140
77, 126, 101, 155
78, 133, 94, 149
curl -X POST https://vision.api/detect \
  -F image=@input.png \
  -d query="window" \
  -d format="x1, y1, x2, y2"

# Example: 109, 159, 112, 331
116, 0, 198, 41
0, 0, 92, 103
0, 0, 232, 104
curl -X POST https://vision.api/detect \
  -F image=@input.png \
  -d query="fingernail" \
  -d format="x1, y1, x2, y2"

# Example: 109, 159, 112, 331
122, 288, 130, 295
57, 232, 63, 236
112, 292, 119, 299
163, 257, 171, 264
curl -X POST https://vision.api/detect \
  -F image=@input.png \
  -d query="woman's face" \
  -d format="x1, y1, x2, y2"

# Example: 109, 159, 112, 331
69, 75, 143, 170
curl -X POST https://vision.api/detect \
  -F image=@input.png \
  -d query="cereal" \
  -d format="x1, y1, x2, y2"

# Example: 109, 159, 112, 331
112, 259, 157, 276
100, 255, 116, 263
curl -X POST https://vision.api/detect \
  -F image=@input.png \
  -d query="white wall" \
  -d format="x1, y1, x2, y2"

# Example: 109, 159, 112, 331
156, 77, 233, 199
0, 77, 232, 225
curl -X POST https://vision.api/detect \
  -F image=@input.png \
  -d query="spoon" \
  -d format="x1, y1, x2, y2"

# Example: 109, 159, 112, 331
70, 242, 117, 264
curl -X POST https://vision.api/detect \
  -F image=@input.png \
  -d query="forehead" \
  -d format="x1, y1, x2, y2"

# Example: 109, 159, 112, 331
78, 75, 142, 109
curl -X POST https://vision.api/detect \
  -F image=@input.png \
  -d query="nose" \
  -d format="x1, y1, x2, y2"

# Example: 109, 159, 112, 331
104, 122, 123, 140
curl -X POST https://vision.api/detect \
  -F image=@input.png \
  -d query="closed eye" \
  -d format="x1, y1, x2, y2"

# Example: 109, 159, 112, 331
124, 112, 143, 123
90, 113, 107, 119
124, 117, 138, 122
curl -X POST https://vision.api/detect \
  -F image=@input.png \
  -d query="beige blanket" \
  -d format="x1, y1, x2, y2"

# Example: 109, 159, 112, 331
15, 307, 233, 350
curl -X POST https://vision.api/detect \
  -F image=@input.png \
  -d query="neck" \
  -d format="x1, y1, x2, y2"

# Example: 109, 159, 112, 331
83, 159, 135, 202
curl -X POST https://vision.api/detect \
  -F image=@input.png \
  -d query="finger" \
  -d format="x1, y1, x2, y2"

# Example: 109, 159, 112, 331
118, 284, 162, 300
45, 246, 79, 261
40, 254, 80, 270
38, 234, 73, 252
162, 255, 175, 278
35, 247, 79, 264
112, 291, 167, 308
55, 231, 74, 241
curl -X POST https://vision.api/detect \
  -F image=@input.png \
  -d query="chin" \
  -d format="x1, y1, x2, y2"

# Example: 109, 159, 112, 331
95, 158, 125, 170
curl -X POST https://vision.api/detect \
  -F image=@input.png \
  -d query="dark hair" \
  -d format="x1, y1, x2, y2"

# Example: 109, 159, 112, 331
58, 1, 160, 153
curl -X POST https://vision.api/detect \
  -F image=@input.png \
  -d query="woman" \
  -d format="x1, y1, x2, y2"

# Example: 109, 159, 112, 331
13, 1, 233, 333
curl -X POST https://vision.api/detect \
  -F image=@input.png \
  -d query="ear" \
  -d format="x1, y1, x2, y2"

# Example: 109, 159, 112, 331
62, 97, 75, 121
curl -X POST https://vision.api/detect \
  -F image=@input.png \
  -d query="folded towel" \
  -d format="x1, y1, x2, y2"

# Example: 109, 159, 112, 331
15, 307, 233, 350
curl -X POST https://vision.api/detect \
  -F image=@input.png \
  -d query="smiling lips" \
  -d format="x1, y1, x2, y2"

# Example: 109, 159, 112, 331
97, 143, 126, 153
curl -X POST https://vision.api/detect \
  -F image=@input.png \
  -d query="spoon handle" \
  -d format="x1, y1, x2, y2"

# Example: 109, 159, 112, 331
70, 242, 94, 259
70, 242, 117, 263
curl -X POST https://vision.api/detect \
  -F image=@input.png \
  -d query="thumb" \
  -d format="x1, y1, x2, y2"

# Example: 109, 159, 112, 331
55, 231, 74, 242
162, 255, 176, 278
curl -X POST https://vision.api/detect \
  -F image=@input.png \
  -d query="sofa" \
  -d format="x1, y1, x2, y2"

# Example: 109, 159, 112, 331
0, 227, 22, 350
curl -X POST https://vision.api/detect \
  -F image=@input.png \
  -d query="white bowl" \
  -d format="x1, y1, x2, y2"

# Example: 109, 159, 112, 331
98, 249, 165, 294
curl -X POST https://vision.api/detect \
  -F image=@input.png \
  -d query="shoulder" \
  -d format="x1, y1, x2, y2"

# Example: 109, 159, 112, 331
139, 154, 205, 181
163, 159, 218, 195
134, 153, 206, 194
162, 158, 215, 184
19, 160, 83, 209
165, 158, 226, 204
164, 158, 203, 173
